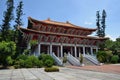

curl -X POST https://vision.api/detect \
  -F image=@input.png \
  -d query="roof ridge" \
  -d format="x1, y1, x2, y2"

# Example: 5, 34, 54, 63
44, 18, 71, 25
43, 18, 83, 28
28, 17, 97, 31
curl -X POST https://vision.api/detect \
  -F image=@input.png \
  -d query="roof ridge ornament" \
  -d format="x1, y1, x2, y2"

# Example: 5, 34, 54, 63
66, 21, 70, 24
47, 17, 51, 21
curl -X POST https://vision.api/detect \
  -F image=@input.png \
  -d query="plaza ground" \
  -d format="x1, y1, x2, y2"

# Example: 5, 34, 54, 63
0, 64, 120, 80
67, 64, 120, 75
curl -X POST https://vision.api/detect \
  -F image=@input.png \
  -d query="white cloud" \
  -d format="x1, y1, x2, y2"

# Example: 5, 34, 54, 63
84, 21, 93, 25
105, 34, 116, 41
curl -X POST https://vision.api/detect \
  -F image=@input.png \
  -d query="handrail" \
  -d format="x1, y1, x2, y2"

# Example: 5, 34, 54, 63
85, 54, 100, 65
50, 52, 63, 66
67, 53, 80, 66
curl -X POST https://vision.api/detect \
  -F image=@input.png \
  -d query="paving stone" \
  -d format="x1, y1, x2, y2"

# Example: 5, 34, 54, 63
0, 66, 120, 80
28, 68, 54, 80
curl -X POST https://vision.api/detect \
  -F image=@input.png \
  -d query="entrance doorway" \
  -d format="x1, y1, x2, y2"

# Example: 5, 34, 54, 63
41, 45, 48, 54
63, 46, 71, 56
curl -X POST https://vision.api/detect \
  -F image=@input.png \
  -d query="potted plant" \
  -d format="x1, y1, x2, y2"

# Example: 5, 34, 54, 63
79, 53, 84, 66
63, 53, 67, 64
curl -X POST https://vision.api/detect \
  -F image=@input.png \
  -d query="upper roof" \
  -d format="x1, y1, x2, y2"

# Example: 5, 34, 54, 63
28, 17, 97, 31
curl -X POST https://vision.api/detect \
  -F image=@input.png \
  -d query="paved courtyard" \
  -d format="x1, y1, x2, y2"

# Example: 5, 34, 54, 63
67, 64, 120, 74
0, 67, 120, 80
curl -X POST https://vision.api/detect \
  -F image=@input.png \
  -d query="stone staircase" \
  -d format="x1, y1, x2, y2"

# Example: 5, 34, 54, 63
59, 57, 73, 66
76, 57, 96, 66
59, 56, 98, 66
83, 57, 96, 66
63, 61, 73, 66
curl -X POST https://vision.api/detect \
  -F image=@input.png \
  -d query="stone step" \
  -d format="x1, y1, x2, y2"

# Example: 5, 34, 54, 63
83, 57, 96, 66
59, 57, 96, 66
63, 61, 73, 66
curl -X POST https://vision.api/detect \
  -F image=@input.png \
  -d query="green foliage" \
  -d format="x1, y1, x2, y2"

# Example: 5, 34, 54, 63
36, 60, 43, 68
44, 60, 53, 67
105, 50, 113, 63
98, 36, 120, 63
0, 41, 16, 66
23, 49, 30, 55
14, 1, 24, 48
38, 54, 54, 66
105, 40, 114, 50
14, 54, 28, 68
15, 1, 24, 27
111, 55, 119, 63
63, 53, 67, 63
44, 66, 59, 72
30, 40, 38, 53
24, 55, 43, 68
6, 56, 14, 66
97, 51, 106, 63
14, 55, 43, 68
96, 10, 106, 37
27, 56, 39, 66
18, 59, 25, 68
16, 54, 28, 60
97, 50, 114, 63
24, 59, 33, 68
80, 53, 83, 63
0, 0, 14, 41
30, 40, 38, 46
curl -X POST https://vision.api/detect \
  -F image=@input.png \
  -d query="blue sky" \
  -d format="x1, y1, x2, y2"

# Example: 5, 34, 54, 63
0, 0, 120, 41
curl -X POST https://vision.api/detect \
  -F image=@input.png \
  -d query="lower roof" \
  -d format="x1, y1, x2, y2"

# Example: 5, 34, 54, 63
19, 27, 108, 40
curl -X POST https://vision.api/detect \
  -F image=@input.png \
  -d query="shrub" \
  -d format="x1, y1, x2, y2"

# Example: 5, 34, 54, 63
6, 56, 14, 66
111, 55, 119, 63
97, 51, 106, 63
44, 59, 53, 67
14, 59, 25, 68
19, 59, 25, 68
14, 64, 20, 69
38, 54, 54, 66
36, 60, 43, 68
63, 53, 67, 63
14, 55, 43, 68
44, 66, 59, 72
16, 54, 28, 60
23, 49, 30, 55
63, 57, 67, 63
24, 55, 42, 68
80, 53, 83, 63
14, 54, 28, 68
105, 50, 113, 63
0, 41, 16, 66
24, 59, 33, 68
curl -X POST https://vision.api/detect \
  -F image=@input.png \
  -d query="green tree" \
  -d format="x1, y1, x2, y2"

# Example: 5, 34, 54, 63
101, 10, 107, 37
97, 51, 106, 63
96, 11, 101, 37
104, 39, 114, 50
14, 1, 24, 29
116, 37, 120, 42
14, 1, 24, 54
96, 10, 107, 37
112, 37, 120, 62
0, 0, 14, 41
0, 41, 16, 66
105, 50, 113, 63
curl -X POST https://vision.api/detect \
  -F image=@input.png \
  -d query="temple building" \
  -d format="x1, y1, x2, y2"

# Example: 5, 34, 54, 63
19, 17, 107, 66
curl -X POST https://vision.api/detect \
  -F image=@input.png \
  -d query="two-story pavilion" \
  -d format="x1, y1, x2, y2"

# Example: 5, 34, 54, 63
19, 17, 107, 57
